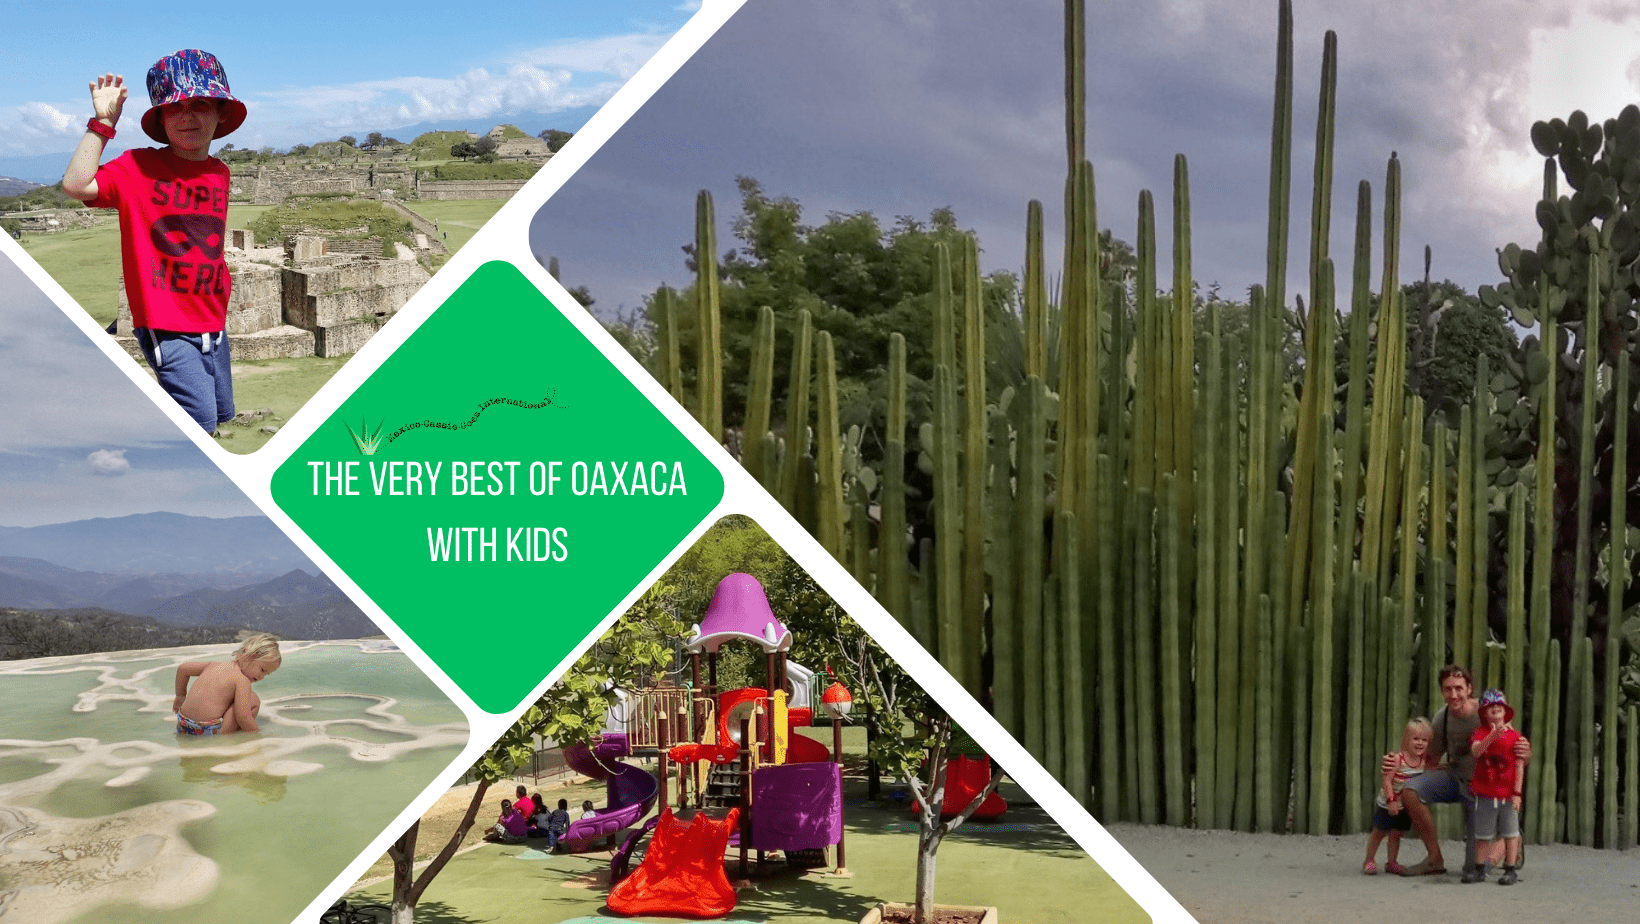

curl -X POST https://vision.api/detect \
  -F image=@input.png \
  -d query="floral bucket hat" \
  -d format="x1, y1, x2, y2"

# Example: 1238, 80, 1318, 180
1478, 689, 1515, 724
140, 49, 247, 144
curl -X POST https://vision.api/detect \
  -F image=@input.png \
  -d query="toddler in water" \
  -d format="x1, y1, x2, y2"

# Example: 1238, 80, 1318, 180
173, 634, 281, 735
1364, 717, 1430, 874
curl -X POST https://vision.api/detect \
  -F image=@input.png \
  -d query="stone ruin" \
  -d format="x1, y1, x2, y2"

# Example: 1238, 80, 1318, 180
110, 229, 432, 363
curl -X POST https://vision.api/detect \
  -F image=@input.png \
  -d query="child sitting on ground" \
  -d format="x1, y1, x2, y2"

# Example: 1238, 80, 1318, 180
530, 798, 573, 851
580, 799, 597, 820
1364, 717, 1430, 874
60, 50, 246, 434
491, 799, 526, 844
513, 785, 535, 821
172, 634, 281, 735
1467, 690, 1526, 885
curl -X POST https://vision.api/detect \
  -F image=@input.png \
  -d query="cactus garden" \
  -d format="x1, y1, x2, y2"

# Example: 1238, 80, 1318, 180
606, 0, 1640, 846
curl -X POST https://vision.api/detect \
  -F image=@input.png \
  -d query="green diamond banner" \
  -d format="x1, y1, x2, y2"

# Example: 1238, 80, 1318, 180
272, 261, 723, 712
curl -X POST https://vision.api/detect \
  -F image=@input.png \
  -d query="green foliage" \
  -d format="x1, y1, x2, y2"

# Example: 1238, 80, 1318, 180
429, 161, 538, 181
248, 197, 416, 257
627, 177, 1017, 444
411, 131, 477, 160
0, 184, 83, 212
540, 129, 574, 152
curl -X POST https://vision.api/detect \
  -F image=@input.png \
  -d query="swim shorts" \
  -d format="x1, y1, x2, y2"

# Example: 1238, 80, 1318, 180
177, 713, 223, 736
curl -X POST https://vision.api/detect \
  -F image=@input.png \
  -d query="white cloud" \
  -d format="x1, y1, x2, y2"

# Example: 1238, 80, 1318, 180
0, 101, 81, 155
508, 32, 675, 80
87, 448, 130, 476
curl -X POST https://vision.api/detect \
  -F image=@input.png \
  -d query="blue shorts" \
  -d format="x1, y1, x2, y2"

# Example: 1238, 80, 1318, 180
136, 328, 235, 433
1373, 804, 1413, 832
177, 713, 223, 736
1400, 767, 1465, 804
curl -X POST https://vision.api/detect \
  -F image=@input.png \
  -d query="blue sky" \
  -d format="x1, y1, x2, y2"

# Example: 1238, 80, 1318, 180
0, 250, 267, 527
0, 0, 699, 179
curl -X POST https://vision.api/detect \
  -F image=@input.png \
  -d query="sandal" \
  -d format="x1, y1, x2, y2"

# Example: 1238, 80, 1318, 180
1362, 861, 1378, 875
1385, 861, 1406, 875
1397, 860, 1446, 876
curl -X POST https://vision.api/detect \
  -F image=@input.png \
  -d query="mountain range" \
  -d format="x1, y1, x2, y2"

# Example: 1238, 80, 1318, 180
0, 514, 378, 641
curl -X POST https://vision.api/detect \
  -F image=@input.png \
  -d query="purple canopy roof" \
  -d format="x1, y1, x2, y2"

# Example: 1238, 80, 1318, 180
687, 573, 791, 653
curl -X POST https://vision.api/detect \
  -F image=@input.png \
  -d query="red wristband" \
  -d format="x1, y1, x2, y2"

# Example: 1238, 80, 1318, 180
86, 118, 115, 140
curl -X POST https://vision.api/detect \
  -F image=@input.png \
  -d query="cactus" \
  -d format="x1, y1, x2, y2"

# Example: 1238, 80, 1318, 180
880, 334, 911, 627
694, 190, 723, 441
777, 311, 814, 514
743, 305, 776, 487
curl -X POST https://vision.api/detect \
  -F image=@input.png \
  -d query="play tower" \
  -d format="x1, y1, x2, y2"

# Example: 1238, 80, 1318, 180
605, 573, 846, 918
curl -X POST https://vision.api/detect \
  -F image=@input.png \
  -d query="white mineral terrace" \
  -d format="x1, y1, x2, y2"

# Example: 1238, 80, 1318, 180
0, 640, 467, 924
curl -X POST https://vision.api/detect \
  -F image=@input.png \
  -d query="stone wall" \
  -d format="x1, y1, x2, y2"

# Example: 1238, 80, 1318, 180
112, 255, 426, 360
282, 259, 430, 337
114, 259, 284, 337
417, 179, 529, 200
233, 164, 420, 204
15, 209, 106, 233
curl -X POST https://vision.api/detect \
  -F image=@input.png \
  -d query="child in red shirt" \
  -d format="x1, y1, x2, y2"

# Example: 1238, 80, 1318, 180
1468, 689, 1524, 885
62, 50, 246, 434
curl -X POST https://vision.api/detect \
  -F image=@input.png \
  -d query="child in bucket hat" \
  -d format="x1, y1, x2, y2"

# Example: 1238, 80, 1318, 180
62, 51, 243, 435
1466, 689, 1524, 884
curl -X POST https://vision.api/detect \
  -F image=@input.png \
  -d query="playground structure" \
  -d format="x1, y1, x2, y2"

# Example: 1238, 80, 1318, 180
596, 573, 846, 918
559, 734, 658, 851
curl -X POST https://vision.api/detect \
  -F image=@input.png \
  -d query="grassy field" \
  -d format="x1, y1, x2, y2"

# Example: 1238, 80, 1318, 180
20, 205, 274, 329
410, 199, 508, 266
18, 196, 505, 455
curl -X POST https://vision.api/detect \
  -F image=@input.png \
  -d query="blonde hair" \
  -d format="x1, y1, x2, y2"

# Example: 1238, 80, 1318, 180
1400, 717, 1432, 753
235, 634, 282, 666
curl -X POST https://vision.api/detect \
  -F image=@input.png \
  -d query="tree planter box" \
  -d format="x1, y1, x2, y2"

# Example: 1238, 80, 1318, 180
859, 901, 998, 924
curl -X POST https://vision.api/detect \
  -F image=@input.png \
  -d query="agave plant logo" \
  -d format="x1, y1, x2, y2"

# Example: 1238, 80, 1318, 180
343, 417, 386, 456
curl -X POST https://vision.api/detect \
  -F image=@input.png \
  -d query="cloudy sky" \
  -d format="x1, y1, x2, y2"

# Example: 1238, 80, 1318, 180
0, 251, 264, 527
0, 0, 699, 179
529, 0, 1640, 319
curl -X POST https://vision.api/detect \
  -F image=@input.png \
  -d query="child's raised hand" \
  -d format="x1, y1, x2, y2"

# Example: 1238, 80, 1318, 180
89, 74, 127, 124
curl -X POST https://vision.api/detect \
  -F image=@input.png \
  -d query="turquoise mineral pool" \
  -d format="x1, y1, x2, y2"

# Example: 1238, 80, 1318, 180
0, 640, 468, 924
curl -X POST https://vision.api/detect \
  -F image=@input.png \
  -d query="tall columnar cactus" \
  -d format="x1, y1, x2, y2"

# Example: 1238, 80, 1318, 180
777, 310, 814, 515
814, 331, 845, 561
959, 235, 988, 694
743, 305, 776, 488
1602, 342, 1628, 846
880, 334, 911, 626
928, 242, 965, 684
694, 190, 723, 441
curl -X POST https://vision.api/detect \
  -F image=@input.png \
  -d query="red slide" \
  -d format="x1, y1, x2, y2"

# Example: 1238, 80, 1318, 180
914, 754, 1007, 819
607, 807, 740, 919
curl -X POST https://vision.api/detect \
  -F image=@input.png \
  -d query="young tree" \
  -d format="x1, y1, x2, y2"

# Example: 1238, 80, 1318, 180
795, 582, 1004, 924
383, 581, 689, 923
540, 128, 574, 152
339, 135, 358, 148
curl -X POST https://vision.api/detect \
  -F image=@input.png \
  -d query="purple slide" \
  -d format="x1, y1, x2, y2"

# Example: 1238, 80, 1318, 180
562, 733, 659, 849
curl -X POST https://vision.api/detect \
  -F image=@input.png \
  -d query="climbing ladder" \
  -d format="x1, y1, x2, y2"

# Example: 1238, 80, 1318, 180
702, 763, 742, 809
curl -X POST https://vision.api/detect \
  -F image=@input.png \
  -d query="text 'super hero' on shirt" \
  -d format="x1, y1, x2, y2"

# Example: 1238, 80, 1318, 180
91, 148, 232, 333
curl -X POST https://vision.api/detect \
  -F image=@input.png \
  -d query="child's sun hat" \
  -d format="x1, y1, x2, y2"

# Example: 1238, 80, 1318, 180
139, 49, 247, 144
1479, 689, 1515, 724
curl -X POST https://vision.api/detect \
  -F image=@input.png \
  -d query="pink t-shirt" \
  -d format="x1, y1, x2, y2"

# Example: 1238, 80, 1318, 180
514, 796, 535, 820
89, 148, 232, 333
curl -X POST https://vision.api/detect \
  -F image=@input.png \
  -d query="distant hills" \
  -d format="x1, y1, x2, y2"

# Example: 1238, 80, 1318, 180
0, 512, 316, 575
0, 174, 42, 197
0, 513, 379, 653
